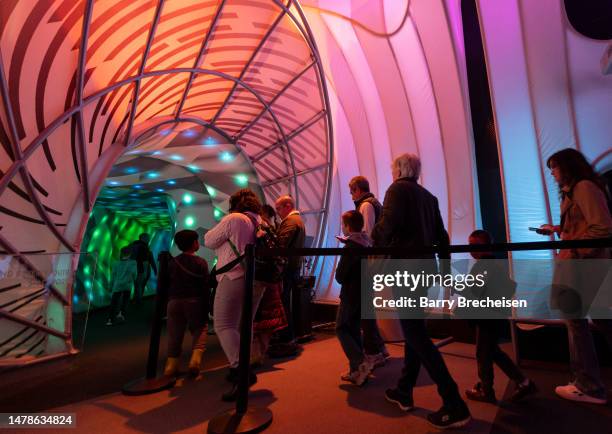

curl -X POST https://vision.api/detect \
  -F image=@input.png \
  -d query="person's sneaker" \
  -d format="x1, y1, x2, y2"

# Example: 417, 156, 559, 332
340, 371, 352, 382
365, 352, 386, 370
427, 403, 471, 429
510, 379, 537, 402
115, 313, 125, 324
344, 362, 371, 386
384, 388, 414, 411
555, 383, 607, 404
105, 319, 113, 326
465, 382, 496, 404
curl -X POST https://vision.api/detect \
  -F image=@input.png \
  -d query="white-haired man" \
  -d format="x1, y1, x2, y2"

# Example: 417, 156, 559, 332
373, 153, 471, 429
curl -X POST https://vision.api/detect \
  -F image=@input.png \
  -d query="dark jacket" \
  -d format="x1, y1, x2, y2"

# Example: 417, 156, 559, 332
354, 192, 383, 222
277, 211, 306, 273
168, 253, 210, 311
130, 240, 158, 275
335, 232, 372, 304
372, 177, 449, 259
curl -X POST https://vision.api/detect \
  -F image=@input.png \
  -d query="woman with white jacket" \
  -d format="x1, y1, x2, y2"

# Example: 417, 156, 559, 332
204, 188, 265, 401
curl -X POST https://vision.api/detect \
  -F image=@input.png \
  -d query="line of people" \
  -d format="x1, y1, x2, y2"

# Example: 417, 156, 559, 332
333, 150, 612, 429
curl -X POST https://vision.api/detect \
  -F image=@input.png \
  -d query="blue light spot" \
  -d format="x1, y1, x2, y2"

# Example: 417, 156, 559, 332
73, 295, 79, 303
146, 172, 159, 179
108, 180, 120, 186
156, 188, 165, 193
167, 179, 176, 185
153, 150, 163, 156
187, 164, 200, 172
182, 129, 196, 138
133, 184, 142, 189
124, 166, 138, 174
159, 129, 171, 136
219, 151, 234, 162
202, 136, 217, 146
169, 154, 183, 161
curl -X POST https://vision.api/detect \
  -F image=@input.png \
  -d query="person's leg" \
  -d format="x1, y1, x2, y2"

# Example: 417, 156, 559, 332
279, 272, 297, 342
133, 273, 145, 303
119, 291, 130, 317
564, 319, 606, 399
396, 319, 421, 394
336, 300, 365, 372
361, 319, 386, 355
475, 324, 497, 392
166, 299, 186, 358
108, 292, 121, 321
401, 319, 463, 408
184, 298, 206, 353
213, 276, 244, 368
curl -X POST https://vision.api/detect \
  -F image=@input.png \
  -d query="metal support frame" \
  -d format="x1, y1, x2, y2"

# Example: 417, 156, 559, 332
174, 0, 227, 119
74, 0, 95, 213
0, 47, 75, 252
209, 0, 290, 126
124, 0, 166, 146
251, 110, 326, 163
261, 162, 329, 187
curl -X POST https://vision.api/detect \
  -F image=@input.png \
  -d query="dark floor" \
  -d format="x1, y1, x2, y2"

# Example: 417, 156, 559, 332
0, 298, 230, 412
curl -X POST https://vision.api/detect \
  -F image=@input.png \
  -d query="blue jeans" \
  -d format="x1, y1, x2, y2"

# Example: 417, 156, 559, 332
566, 319, 612, 399
336, 299, 364, 372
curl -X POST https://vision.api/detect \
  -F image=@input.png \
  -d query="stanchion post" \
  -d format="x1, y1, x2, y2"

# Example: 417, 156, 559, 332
122, 251, 175, 395
207, 244, 272, 434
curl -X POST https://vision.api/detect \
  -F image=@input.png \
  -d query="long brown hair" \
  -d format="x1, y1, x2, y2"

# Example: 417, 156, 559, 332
546, 148, 605, 196
228, 189, 262, 214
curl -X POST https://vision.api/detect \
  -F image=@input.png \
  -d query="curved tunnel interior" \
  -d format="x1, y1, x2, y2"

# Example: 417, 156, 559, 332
75, 121, 266, 311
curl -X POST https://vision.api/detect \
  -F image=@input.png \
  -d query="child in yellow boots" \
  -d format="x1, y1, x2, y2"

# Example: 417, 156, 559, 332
163, 230, 210, 377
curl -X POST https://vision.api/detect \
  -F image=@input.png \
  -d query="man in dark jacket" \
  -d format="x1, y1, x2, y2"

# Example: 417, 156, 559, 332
349, 176, 389, 367
275, 195, 306, 343
373, 153, 471, 429
130, 233, 157, 304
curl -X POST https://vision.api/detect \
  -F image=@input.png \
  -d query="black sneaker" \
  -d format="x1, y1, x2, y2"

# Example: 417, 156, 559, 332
385, 388, 414, 411
465, 382, 496, 404
427, 403, 471, 429
510, 379, 537, 402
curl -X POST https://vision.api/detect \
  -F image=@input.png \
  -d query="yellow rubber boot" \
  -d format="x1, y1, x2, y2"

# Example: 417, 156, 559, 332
163, 357, 179, 377
188, 349, 204, 377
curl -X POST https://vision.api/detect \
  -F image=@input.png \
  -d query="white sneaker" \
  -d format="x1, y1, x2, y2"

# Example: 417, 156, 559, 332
105, 319, 113, 326
116, 312, 125, 322
555, 384, 607, 404
354, 361, 372, 386
365, 353, 386, 370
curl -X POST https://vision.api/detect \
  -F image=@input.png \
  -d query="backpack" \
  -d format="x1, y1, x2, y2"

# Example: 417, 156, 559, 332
243, 213, 287, 283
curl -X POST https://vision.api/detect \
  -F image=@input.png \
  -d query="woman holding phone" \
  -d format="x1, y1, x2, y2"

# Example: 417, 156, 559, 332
537, 148, 612, 404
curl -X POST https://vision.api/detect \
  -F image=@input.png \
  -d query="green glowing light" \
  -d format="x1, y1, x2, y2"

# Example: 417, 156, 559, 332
213, 208, 223, 221
205, 185, 217, 198
185, 216, 195, 227
234, 174, 249, 187
182, 193, 193, 204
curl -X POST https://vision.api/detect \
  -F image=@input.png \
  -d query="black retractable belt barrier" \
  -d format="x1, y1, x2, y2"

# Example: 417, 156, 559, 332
208, 244, 273, 434
122, 251, 176, 396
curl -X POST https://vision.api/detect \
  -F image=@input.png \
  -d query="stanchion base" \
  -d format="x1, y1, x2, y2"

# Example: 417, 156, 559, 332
121, 376, 176, 396
207, 407, 272, 434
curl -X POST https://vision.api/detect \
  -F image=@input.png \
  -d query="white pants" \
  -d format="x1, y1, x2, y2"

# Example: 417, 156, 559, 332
214, 275, 265, 368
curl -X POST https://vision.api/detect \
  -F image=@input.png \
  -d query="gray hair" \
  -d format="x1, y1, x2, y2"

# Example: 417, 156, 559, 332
393, 153, 421, 180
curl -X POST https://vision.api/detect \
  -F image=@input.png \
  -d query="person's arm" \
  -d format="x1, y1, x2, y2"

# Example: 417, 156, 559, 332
204, 215, 232, 249
334, 247, 352, 284
359, 202, 376, 236
433, 197, 450, 260
372, 184, 402, 247
276, 217, 297, 249
573, 181, 612, 239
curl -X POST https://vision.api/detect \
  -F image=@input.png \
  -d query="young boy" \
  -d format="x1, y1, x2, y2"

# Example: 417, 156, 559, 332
335, 210, 373, 386
464, 230, 537, 403
107, 246, 137, 326
164, 230, 210, 377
